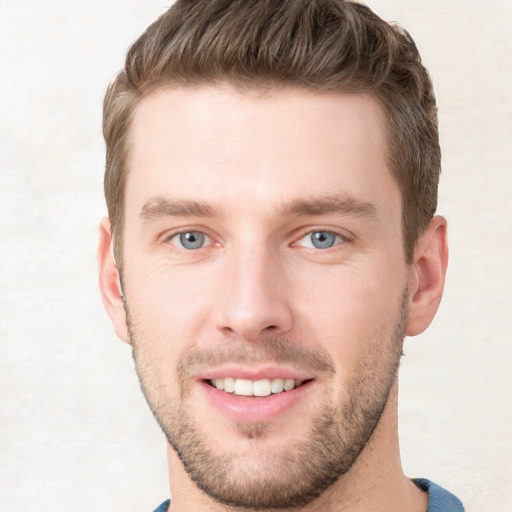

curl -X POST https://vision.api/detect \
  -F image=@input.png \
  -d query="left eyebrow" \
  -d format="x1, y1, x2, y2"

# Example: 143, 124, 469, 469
279, 194, 378, 219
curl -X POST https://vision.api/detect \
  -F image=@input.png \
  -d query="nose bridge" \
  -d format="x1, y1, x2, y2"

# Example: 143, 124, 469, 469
214, 237, 293, 340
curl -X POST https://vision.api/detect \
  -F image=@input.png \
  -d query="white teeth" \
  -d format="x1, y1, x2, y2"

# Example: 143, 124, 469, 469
284, 379, 295, 391
234, 379, 253, 396
210, 377, 301, 396
271, 378, 285, 393
253, 379, 272, 397
224, 377, 235, 393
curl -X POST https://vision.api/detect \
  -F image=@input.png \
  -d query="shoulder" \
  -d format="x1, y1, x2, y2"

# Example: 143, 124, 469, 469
413, 478, 465, 512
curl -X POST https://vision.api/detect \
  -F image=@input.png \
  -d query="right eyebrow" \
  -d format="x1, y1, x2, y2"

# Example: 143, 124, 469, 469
140, 197, 218, 221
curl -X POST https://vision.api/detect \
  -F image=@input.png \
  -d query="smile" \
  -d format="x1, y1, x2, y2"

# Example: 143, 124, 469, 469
200, 374, 315, 422
209, 378, 304, 397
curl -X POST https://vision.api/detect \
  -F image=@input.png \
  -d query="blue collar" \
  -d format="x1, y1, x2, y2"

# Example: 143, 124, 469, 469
153, 479, 464, 512
413, 478, 465, 512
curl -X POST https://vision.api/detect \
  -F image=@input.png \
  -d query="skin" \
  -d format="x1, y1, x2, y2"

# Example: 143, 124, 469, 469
98, 86, 448, 512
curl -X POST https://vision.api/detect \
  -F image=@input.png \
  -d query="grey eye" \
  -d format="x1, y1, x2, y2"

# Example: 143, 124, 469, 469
177, 231, 206, 250
310, 231, 337, 249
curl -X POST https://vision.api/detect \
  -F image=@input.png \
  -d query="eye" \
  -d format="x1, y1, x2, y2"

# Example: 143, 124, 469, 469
169, 231, 211, 250
296, 230, 344, 249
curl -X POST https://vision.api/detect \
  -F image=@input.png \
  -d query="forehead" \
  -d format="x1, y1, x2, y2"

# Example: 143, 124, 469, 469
125, 86, 399, 220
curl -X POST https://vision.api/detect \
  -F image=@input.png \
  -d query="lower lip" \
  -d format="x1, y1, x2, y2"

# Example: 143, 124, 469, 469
199, 380, 314, 423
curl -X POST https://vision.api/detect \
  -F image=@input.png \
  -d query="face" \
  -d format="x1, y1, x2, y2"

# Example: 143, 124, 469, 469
119, 87, 411, 508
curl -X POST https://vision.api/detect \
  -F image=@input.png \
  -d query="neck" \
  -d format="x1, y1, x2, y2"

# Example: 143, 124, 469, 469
166, 381, 427, 512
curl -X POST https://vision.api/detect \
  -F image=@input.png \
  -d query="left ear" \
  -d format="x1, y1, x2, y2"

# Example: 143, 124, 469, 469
406, 216, 449, 336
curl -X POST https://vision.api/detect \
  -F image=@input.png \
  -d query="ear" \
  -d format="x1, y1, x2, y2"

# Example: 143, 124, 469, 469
97, 217, 130, 343
406, 216, 449, 336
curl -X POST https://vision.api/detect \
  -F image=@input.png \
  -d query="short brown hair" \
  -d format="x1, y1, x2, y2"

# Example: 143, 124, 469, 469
103, 0, 440, 265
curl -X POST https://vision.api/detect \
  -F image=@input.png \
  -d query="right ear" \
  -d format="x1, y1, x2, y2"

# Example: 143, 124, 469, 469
97, 217, 130, 343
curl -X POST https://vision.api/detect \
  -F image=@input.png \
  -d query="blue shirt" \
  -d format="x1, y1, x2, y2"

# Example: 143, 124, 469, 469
152, 500, 170, 512
414, 478, 465, 511
152, 478, 464, 511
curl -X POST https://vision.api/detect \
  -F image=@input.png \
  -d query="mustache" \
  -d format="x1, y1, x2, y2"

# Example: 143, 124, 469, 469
177, 338, 336, 377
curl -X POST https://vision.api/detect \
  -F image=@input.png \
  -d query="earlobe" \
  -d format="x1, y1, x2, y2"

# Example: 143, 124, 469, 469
406, 216, 449, 336
97, 217, 130, 343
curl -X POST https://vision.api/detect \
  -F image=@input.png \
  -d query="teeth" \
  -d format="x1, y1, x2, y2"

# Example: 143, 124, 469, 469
253, 379, 272, 397
210, 378, 302, 396
213, 378, 225, 390
224, 377, 235, 393
234, 379, 253, 396
271, 378, 285, 393
284, 379, 295, 391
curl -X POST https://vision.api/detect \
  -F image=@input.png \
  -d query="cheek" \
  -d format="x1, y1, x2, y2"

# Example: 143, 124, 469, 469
123, 262, 216, 363
124, 272, 207, 402
124, 263, 230, 417
291, 261, 406, 368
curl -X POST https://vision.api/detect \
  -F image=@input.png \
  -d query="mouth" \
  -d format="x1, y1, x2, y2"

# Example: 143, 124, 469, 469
198, 368, 316, 422
207, 377, 310, 397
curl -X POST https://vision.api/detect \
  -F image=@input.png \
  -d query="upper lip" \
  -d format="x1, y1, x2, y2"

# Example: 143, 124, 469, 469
197, 365, 315, 382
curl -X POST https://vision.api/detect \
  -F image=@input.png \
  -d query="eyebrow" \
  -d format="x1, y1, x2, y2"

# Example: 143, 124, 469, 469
279, 194, 378, 219
139, 194, 377, 221
140, 197, 218, 220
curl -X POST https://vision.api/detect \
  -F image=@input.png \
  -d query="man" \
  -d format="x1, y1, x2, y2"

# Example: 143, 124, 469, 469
98, 1, 464, 511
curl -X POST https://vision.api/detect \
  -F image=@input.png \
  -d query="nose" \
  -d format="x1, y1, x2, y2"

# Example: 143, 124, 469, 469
213, 245, 294, 341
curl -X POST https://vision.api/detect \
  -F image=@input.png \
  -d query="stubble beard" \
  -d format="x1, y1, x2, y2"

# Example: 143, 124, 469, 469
127, 291, 407, 510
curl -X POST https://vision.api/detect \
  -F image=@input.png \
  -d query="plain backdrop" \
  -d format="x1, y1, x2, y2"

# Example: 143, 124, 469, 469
1, 1, 511, 511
